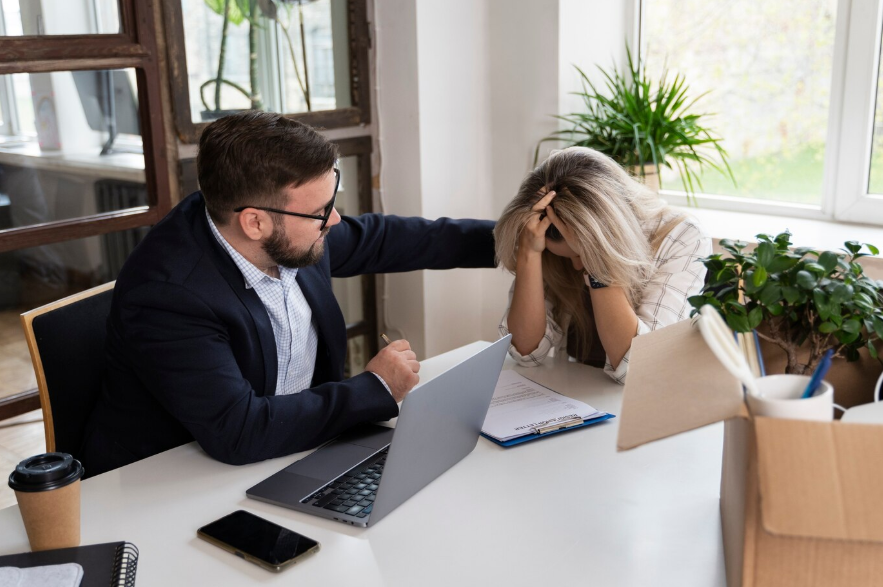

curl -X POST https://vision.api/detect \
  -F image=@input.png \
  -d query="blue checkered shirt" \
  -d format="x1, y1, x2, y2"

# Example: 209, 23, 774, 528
207, 210, 318, 395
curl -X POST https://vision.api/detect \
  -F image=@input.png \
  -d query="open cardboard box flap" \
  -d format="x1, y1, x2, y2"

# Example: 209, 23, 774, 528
618, 319, 745, 450
618, 317, 883, 545
754, 417, 883, 543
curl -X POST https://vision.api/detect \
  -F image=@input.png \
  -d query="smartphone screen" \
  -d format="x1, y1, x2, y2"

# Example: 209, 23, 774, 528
197, 510, 320, 570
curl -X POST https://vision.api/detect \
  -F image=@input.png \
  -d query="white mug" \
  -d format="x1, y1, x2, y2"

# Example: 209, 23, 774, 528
746, 374, 834, 422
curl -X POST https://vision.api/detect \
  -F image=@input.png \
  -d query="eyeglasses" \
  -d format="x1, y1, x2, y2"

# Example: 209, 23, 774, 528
233, 168, 340, 230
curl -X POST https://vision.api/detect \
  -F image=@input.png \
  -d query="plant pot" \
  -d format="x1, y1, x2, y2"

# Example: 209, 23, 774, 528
632, 164, 660, 192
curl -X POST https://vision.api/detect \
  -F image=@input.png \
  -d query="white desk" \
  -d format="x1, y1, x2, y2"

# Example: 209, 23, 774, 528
0, 342, 726, 586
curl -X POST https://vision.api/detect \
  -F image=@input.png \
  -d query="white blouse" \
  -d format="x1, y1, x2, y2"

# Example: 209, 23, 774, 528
499, 218, 712, 384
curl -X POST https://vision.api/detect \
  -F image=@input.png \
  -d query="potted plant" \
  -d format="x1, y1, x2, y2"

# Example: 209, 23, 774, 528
537, 46, 735, 199
688, 232, 883, 374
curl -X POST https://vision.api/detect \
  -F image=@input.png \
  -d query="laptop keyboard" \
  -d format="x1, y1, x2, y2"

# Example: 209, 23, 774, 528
304, 448, 388, 519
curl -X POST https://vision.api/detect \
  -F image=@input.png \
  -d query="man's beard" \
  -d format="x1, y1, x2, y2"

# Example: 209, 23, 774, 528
262, 222, 328, 269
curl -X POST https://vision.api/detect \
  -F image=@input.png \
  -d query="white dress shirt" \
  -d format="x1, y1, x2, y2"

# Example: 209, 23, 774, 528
207, 210, 318, 395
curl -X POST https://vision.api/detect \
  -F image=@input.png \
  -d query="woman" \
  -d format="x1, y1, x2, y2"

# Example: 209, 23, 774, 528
496, 147, 711, 383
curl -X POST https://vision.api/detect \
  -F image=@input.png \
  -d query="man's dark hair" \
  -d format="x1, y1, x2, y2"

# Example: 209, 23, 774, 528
196, 111, 338, 224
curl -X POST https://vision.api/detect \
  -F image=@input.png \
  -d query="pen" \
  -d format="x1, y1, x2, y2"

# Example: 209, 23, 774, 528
380, 333, 392, 346
801, 349, 833, 399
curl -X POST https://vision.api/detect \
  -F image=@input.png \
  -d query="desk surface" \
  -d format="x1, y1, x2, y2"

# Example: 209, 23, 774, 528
0, 342, 726, 586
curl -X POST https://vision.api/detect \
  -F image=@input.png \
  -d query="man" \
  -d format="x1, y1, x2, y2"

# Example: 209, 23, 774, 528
82, 112, 495, 476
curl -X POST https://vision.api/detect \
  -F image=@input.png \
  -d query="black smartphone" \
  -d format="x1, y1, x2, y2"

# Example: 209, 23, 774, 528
197, 510, 320, 572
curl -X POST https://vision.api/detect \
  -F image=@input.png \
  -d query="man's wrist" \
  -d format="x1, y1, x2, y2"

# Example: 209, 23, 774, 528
369, 371, 392, 395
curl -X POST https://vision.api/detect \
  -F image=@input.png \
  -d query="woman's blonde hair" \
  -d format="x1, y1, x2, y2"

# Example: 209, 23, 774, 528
495, 147, 683, 352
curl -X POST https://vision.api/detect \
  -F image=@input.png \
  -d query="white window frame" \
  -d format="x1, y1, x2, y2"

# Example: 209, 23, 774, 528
638, 0, 883, 226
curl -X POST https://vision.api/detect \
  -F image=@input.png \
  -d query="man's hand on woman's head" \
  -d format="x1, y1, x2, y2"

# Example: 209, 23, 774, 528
519, 190, 556, 255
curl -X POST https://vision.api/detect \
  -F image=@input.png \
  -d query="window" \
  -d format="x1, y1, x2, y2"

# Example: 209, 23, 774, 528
164, 0, 371, 143
640, 0, 883, 224
0, 0, 171, 420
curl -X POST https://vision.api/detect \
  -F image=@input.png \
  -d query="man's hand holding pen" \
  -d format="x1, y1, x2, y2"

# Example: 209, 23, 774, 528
366, 336, 420, 402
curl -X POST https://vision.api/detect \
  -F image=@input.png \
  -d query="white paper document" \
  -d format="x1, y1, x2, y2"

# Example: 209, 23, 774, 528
481, 370, 604, 442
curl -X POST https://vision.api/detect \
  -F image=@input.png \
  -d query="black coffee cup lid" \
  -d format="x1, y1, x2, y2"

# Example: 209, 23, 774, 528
8, 452, 84, 493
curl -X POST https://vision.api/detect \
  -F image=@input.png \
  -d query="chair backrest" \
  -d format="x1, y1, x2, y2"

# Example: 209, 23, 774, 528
20, 282, 115, 457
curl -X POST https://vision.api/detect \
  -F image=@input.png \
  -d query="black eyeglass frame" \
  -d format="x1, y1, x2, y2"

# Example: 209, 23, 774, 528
233, 168, 341, 230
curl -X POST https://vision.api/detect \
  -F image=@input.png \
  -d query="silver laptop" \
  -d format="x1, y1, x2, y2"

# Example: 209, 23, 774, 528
246, 335, 511, 528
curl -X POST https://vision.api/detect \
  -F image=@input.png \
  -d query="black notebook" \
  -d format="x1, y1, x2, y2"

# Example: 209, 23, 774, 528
0, 542, 138, 587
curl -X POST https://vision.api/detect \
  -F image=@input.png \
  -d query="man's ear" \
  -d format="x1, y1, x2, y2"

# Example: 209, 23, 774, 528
237, 210, 273, 241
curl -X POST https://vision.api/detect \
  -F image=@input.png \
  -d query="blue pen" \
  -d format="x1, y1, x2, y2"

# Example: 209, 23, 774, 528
801, 349, 834, 399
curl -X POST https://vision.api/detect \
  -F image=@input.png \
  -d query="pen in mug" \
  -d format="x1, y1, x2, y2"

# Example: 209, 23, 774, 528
380, 333, 392, 346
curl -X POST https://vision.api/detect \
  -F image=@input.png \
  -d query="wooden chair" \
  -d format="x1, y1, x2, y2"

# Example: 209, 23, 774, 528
20, 282, 115, 459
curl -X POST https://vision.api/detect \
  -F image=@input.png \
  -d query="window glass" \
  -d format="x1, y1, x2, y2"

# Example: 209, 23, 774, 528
867, 22, 883, 194
0, 0, 120, 36
0, 229, 145, 401
643, 0, 837, 205
0, 69, 146, 231
180, 0, 351, 123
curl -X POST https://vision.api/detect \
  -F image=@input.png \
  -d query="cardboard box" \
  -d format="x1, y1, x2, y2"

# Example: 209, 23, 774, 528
618, 319, 883, 587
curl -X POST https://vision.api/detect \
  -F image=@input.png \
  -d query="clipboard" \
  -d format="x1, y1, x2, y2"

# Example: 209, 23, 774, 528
481, 412, 616, 447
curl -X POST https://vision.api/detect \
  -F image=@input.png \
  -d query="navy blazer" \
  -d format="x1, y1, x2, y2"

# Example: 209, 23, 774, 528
82, 192, 496, 476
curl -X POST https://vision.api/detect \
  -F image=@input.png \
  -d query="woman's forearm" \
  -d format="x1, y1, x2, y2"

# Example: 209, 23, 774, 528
590, 286, 639, 369
508, 250, 547, 355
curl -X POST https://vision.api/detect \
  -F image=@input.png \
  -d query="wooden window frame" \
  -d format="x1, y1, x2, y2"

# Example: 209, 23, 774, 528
162, 0, 372, 144
335, 135, 378, 358
0, 0, 172, 254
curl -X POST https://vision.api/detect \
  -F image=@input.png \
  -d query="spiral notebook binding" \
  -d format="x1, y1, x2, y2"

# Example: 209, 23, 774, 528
111, 542, 139, 587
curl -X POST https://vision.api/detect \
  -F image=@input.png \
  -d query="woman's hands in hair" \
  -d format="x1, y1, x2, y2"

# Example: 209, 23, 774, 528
543, 204, 581, 256
519, 190, 556, 254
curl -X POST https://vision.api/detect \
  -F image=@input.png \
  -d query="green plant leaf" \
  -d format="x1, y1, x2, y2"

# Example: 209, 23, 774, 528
873, 317, 883, 339
831, 283, 854, 304
782, 286, 801, 304
748, 306, 763, 329
758, 284, 782, 306
755, 242, 776, 268
813, 289, 830, 320
817, 251, 839, 273
841, 318, 862, 334
868, 244, 880, 255
869, 341, 879, 360
753, 266, 768, 288
818, 321, 838, 333
845, 241, 862, 254
204, 0, 246, 25
836, 330, 860, 345
796, 271, 817, 290
687, 295, 707, 310
854, 292, 876, 311
767, 255, 799, 273
725, 312, 751, 333
767, 303, 784, 316
774, 232, 793, 247
805, 262, 827, 274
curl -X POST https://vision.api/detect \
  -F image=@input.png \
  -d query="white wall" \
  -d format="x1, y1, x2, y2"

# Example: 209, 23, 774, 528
375, 0, 632, 359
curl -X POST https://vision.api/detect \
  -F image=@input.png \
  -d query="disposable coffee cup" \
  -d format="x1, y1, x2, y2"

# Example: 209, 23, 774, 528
746, 374, 834, 422
8, 453, 84, 551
